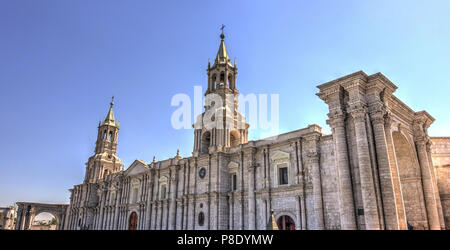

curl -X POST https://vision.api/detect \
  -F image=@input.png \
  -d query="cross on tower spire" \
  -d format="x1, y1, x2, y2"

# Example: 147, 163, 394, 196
220, 24, 226, 39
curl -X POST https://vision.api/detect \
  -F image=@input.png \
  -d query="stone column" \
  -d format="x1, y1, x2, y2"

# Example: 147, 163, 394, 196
98, 190, 106, 230
145, 174, 154, 230
295, 195, 302, 230
370, 111, 400, 229
183, 197, 188, 230
24, 207, 33, 230
329, 114, 357, 229
351, 109, 380, 229
151, 201, 157, 230
307, 151, 325, 229
169, 166, 178, 230
415, 138, 440, 230
113, 189, 121, 229
15, 206, 23, 230
248, 164, 257, 230
426, 141, 446, 229
227, 193, 233, 230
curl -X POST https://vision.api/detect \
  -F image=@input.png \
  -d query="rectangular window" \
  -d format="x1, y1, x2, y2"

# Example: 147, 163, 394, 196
111, 193, 116, 205
279, 166, 288, 185
160, 185, 166, 199
231, 174, 237, 191
132, 188, 138, 203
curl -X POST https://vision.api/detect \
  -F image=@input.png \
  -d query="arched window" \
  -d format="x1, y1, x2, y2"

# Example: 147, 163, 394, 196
212, 74, 217, 89
218, 72, 225, 87
198, 212, 205, 226
228, 74, 233, 88
201, 131, 211, 154
109, 131, 114, 141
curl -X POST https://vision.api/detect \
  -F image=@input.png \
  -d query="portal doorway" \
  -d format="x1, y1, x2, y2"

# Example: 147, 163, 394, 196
277, 215, 295, 230
128, 212, 138, 230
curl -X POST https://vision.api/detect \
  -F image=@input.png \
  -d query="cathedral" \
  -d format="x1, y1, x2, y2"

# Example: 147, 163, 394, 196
15, 32, 450, 230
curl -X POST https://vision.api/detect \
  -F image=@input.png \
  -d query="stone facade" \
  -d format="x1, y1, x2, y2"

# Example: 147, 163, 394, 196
17, 33, 450, 230
430, 137, 450, 229
0, 206, 16, 230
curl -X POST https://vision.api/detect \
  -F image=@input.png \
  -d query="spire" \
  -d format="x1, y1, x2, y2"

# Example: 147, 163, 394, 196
102, 96, 116, 126
214, 24, 230, 65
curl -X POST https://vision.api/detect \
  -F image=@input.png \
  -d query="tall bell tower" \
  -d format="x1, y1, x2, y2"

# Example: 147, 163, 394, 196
84, 97, 122, 183
193, 27, 249, 156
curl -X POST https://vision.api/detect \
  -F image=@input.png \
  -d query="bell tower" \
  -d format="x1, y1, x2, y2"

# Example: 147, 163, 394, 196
95, 97, 119, 155
193, 27, 249, 156
84, 97, 122, 183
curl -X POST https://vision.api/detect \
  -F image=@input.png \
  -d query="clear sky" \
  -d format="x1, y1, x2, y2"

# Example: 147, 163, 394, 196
1, 0, 449, 206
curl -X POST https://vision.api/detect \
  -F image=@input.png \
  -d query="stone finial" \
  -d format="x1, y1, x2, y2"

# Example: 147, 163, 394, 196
175, 149, 181, 159
152, 156, 156, 163
268, 209, 279, 230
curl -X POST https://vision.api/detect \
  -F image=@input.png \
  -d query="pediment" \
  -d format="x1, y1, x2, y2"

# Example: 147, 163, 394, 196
125, 159, 149, 176
271, 150, 290, 161
228, 161, 239, 172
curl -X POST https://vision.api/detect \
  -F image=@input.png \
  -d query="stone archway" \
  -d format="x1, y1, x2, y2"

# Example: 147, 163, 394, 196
30, 212, 57, 230
276, 215, 296, 230
128, 212, 138, 230
15, 202, 68, 230
392, 131, 427, 229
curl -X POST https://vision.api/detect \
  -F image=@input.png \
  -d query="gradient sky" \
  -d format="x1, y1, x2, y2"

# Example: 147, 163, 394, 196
1, 0, 449, 206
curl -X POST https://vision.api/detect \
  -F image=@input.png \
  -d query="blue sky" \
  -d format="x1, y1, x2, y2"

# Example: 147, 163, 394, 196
1, 0, 449, 206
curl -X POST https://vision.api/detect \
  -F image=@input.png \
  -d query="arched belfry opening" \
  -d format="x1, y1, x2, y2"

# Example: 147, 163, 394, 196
212, 74, 217, 89
219, 72, 225, 87
201, 131, 211, 154
392, 131, 427, 229
230, 130, 240, 147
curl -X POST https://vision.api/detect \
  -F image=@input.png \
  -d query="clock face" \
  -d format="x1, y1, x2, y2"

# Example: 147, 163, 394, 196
199, 168, 206, 179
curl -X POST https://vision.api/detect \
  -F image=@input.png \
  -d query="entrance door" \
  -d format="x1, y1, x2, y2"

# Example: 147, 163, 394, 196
128, 212, 138, 230
277, 215, 295, 230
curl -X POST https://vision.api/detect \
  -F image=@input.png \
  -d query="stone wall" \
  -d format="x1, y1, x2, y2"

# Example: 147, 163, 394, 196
431, 137, 450, 228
